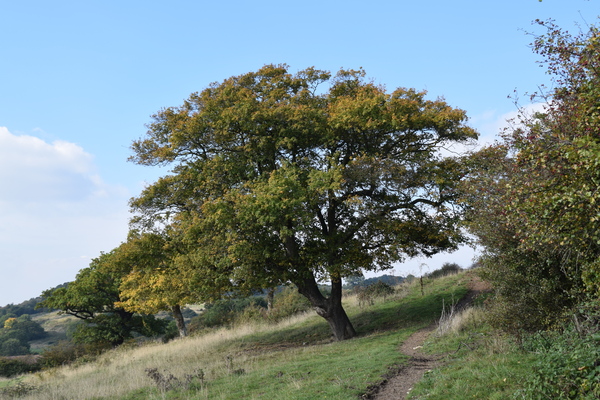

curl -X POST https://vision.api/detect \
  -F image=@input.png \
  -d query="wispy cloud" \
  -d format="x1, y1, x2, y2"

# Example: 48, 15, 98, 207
469, 103, 548, 148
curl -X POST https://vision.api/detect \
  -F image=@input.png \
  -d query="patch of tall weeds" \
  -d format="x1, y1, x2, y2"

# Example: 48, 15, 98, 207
516, 302, 600, 400
355, 281, 395, 308
0, 379, 38, 398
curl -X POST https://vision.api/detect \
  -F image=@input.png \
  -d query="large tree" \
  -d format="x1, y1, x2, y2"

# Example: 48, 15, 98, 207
130, 65, 477, 340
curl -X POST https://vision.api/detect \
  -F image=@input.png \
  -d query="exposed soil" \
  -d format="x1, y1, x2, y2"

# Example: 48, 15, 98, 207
364, 275, 491, 400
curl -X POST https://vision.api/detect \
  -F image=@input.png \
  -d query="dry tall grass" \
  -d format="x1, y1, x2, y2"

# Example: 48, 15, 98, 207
436, 305, 486, 337
4, 310, 319, 400
2, 279, 425, 399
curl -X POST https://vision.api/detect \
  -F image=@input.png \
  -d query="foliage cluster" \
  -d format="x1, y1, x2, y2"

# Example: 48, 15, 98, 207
355, 281, 395, 307
518, 329, 600, 399
188, 287, 312, 332
190, 296, 268, 330
265, 286, 313, 320
37, 249, 168, 347
39, 339, 116, 369
0, 358, 41, 378
0, 315, 45, 356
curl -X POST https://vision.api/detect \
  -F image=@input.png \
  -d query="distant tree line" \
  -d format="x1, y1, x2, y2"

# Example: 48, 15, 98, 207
343, 274, 405, 289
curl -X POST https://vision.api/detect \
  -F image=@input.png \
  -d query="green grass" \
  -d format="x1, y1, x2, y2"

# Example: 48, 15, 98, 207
407, 304, 537, 400
173, 329, 413, 400
1, 273, 470, 400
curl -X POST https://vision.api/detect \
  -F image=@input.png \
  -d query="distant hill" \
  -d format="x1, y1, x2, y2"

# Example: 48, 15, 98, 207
0, 283, 67, 317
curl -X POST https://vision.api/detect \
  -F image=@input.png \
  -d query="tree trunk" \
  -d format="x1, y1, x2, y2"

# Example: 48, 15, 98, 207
266, 287, 275, 313
295, 272, 356, 341
171, 305, 188, 338
324, 300, 356, 341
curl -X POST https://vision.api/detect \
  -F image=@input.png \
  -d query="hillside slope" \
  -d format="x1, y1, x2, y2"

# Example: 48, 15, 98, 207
0, 273, 470, 400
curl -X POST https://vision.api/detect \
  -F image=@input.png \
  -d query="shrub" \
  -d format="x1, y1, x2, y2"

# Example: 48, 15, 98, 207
40, 340, 109, 368
268, 287, 311, 320
356, 281, 395, 308
145, 367, 205, 393
187, 289, 312, 333
0, 358, 41, 377
0, 380, 38, 397
479, 251, 576, 335
427, 262, 463, 279
519, 329, 600, 399
190, 296, 267, 329
234, 304, 267, 326
0, 339, 29, 356
161, 321, 180, 343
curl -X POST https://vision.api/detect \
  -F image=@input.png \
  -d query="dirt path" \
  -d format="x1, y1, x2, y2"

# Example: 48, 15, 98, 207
366, 323, 440, 399
365, 276, 490, 400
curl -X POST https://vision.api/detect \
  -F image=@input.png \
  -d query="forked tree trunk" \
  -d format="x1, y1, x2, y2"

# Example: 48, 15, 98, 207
296, 274, 356, 341
171, 305, 188, 338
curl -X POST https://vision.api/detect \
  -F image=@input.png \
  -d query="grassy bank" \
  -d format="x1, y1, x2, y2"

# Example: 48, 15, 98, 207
407, 304, 536, 400
0, 273, 469, 400
410, 306, 600, 400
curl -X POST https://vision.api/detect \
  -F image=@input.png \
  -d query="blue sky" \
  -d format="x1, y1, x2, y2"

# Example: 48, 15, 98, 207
0, 0, 597, 306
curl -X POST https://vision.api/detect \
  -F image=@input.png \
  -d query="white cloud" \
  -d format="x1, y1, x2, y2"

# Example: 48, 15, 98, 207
0, 127, 101, 203
469, 103, 548, 148
0, 127, 131, 305
439, 104, 547, 157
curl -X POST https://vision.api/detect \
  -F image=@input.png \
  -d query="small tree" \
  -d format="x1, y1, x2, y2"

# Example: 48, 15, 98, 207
38, 250, 167, 346
116, 232, 193, 338
0, 339, 29, 356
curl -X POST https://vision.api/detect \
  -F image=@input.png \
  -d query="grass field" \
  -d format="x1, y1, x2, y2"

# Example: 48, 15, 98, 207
0, 273, 470, 400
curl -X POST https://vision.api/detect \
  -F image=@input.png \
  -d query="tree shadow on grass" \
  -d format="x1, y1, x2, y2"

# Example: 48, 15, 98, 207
353, 286, 469, 335
238, 285, 469, 353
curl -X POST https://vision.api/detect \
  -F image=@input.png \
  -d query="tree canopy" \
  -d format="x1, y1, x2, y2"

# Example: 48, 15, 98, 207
0, 314, 46, 356
115, 232, 209, 337
130, 64, 477, 340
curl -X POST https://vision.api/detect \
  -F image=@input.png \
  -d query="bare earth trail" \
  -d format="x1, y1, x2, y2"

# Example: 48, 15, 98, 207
366, 276, 490, 400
